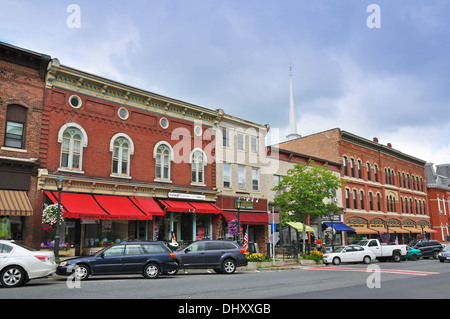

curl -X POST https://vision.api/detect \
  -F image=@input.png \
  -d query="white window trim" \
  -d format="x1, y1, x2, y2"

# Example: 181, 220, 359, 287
153, 141, 174, 182
57, 123, 88, 172
109, 133, 134, 178
190, 148, 207, 186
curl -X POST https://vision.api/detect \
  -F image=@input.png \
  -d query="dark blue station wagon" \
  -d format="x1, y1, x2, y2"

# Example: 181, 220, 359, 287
56, 241, 178, 280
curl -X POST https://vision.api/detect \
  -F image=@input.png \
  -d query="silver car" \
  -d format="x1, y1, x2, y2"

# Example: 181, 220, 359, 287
0, 240, 57, 287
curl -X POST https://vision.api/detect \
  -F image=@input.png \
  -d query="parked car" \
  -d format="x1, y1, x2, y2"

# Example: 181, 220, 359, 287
402, 246, 422, 261
169, 240, 248, 274
0, 240, 57, 288
355, 239, 407, 262
56, 241, 178, 280
438, 245, 450, 262
412, 240, 443, 259
323, 245, 376, 265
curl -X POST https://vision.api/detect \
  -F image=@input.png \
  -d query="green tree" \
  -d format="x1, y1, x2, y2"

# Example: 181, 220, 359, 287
273, 161, 344, 254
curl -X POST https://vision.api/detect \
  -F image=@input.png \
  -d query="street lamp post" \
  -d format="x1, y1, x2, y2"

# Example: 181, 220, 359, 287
236, 198, 242, 242
54, 176, 64, 260
330, 213, 334, 252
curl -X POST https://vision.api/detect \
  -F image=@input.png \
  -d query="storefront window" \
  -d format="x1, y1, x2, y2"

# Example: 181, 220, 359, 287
83, 220, 128, 247
0, 216, 22, 240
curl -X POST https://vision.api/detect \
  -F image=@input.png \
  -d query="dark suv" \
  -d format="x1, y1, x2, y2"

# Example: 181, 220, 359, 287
56, 241, 178, 280
412, 240, 443, 259
170, 240, 248, 274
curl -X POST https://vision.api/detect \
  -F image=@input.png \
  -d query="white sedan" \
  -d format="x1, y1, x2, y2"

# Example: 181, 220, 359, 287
323, 245, 376, 265
0, 240, 57, 288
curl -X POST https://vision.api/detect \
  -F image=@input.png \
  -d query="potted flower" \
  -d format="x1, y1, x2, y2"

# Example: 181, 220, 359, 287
380, 232, 390, 245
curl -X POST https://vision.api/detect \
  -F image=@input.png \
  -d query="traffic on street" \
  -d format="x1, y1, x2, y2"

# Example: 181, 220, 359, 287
1, 255, 449, 300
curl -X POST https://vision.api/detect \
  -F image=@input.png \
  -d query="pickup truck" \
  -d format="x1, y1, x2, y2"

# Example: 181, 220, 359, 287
355, 239, 407, 262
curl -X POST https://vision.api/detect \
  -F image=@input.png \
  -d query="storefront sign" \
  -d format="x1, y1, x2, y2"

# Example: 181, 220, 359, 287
235, 199, 254, 210
168, 192, 206, 201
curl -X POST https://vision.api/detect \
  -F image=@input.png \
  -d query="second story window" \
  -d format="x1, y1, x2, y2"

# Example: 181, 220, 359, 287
238, 165, 246, 190
61, 129, 83, 170
191, 150, 205, 185
155, 144, 171, 181
112, 138, 130, 176
4, 105, 27, 149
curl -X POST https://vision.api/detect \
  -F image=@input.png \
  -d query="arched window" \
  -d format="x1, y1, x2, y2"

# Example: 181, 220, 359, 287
191, 149, 206, 185
112, 138, 130, 176
61, 129, 83, 170
156, 145, 171, 180
58, 123, 88, 172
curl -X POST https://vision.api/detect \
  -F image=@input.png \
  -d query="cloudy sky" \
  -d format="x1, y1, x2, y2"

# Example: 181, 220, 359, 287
1, 0, 449, 165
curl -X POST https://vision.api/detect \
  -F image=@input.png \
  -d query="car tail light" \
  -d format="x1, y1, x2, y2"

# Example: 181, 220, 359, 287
35, 255, 50, 262
169, 253, 175, 259
239, 249, 245, 254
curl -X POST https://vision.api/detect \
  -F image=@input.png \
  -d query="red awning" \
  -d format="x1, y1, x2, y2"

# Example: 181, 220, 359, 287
159, 199, 195, 213
188, 202, 222, 214
221, 211, 269, 225
45, 191, 110, 220
93, 194, 152, 220
131, 197, 165, 216
45, 191, 152, 220
158, 199, 222, 214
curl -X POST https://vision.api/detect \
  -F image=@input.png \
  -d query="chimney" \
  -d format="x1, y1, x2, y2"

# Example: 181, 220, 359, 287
387, 143, 392, 148
373, 137, 378, 143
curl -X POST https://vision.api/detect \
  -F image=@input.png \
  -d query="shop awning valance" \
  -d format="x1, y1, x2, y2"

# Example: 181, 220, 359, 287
287, 221, 314, 232
158, 199, 222, 214
45, 191, 152, 220
131, 197, 165, 216
324, 222, 355, 232
0, 190, 33, 216
221, 211, 269, 225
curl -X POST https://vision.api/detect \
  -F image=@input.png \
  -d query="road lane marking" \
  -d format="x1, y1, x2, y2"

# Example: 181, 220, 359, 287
304, 266, 439, 276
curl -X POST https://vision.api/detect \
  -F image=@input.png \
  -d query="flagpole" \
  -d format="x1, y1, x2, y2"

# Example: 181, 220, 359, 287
272, 207, 275, 266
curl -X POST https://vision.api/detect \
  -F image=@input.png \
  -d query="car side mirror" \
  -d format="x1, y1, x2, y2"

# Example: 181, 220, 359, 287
184, 248, 190, 253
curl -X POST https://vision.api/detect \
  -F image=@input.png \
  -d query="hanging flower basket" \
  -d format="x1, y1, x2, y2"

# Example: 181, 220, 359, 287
227, 219, 239, 237
41, 204, 63, 233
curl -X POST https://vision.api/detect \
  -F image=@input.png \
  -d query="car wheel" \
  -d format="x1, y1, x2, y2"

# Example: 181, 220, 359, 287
363, 256, 371, 264
144, 263, 160, 279
332, 257, 341, 265
166, 264, 179, 275
0, 266, 25, 288
222, 259, 236, 274
392, 252, 401, 262
74, 264, 90, 281
410, 254, 417, 261
433, 251, 439, 259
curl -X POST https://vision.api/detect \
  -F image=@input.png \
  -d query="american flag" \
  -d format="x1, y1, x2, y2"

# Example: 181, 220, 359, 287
243, 226, 249, 252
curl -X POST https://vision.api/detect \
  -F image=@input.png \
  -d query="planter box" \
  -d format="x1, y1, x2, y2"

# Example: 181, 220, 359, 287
242, 259, 318, 270
41, 248, 75, 257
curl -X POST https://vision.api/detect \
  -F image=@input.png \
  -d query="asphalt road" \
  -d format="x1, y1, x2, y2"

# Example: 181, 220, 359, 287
1, 259, 449, 301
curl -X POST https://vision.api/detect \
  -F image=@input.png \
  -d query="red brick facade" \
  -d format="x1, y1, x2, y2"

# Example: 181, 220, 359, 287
0, 43, 51, 248
277, 128, 431, 244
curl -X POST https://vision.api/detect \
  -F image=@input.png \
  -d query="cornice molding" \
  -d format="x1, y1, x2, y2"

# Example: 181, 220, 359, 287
45, 59, 222, 127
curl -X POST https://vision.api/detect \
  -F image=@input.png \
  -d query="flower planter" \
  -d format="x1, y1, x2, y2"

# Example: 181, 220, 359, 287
40, 248, 75, 257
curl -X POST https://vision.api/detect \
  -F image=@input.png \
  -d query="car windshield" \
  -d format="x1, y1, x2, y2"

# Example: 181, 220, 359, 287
443, 246, 450, 252
334, 247, 345, 253
93, 246, 112, 256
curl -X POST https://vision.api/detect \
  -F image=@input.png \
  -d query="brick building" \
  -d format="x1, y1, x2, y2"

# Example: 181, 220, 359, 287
265, 146, 343, 248
425, 163, 450, 241
0, 42, 51, 248
37, 58, 224, 255
276, 128, 432, 245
